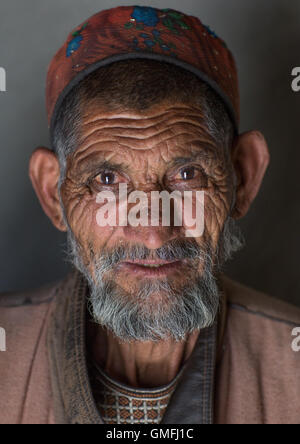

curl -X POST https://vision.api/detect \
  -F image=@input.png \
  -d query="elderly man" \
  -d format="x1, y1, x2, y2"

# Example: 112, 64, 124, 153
0, 6, 299, 425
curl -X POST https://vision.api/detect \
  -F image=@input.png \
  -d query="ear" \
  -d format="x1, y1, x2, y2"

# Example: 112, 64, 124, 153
231, 131, 270, 219
29, 147, 67, 231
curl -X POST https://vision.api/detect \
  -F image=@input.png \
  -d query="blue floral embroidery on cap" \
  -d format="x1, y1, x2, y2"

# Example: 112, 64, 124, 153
66, 35, 83, 57
66, 22, 88, 57
132, 29, 174, 53
125, 8, 188, 55
144, 39, 156, 48
131, 6, 159, 27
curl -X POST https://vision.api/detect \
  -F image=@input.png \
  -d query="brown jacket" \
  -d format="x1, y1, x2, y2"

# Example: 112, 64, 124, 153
0, 270, 299, 424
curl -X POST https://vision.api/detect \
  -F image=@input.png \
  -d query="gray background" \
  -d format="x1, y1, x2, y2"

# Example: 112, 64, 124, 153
0, 0, 299, 305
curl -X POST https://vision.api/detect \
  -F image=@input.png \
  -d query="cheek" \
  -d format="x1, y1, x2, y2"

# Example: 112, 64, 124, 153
204, 189, 231, 244
184, 187, 231, 250
64, 191, 118, 254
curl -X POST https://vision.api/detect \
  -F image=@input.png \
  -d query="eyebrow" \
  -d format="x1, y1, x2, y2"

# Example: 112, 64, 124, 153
90, 159, 127, 173
75, 158, 129, 177
169, 151, 215, 169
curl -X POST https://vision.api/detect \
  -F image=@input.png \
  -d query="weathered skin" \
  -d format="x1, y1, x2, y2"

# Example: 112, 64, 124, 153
29, 100, 270, 388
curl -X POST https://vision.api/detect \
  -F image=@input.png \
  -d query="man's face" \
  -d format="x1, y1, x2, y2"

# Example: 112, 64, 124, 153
59, 100, 238, 340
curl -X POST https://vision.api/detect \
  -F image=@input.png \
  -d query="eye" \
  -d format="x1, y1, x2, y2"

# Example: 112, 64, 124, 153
95, 171, 118, 185
171, 165, 208, 188
179, 166, 197, 180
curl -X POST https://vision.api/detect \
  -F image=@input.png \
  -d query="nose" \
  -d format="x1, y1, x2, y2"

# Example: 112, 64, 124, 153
122, 188, 184, 250
123, 224, 181, 250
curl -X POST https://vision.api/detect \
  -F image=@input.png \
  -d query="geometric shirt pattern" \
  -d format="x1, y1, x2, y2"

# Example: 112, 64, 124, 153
89, 360, 184, 424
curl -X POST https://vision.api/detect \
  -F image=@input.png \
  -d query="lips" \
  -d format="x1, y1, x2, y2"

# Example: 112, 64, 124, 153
117, 259, 183, 277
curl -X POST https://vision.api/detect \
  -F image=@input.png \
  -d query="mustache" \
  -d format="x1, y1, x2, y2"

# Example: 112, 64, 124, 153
94, 238, 213, 273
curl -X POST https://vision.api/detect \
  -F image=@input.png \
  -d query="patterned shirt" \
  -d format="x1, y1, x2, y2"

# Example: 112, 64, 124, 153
89, 360, 184, 424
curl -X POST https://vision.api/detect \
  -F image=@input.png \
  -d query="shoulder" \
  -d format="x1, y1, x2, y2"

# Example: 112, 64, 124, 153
217, 275, 300, 424
0, 282, 58, 345
0, 276, 73, 423
0, 272, 78, 333
0, 281, 59, 309
220, 274, 300, 327
0, 269, 79, 309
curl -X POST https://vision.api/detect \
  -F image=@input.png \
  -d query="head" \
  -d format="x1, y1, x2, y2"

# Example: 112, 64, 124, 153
29, 10, 270, 342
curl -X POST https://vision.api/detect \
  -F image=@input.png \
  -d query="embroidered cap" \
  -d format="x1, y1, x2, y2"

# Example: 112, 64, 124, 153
46, 5, 240, 137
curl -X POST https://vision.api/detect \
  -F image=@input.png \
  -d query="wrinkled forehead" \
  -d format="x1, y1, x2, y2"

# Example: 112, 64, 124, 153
68, 101, 221, 171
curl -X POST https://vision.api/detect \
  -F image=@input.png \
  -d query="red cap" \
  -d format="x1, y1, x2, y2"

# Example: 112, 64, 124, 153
46, 6, 239, 134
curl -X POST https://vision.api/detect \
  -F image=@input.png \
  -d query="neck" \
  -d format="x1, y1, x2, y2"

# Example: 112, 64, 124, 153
87, 322, 200, 388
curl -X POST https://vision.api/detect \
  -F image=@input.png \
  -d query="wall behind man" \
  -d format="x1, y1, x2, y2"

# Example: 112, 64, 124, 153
0, 0, 299, 306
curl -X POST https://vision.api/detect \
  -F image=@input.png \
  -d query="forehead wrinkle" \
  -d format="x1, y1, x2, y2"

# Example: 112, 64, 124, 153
79, 105, 209, 145
81, 112, 173, 131
81, 112, 208, 133
78, 119, 209, 152
165, 139, 220, 167
71, 140, 120, 165
119, 134, 190, 151
79, 130, 211, 154
72, 132, 177, 156
80, 104, 206, 127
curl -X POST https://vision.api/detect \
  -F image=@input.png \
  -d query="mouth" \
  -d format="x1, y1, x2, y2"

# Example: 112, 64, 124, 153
117, 259, 184, 277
